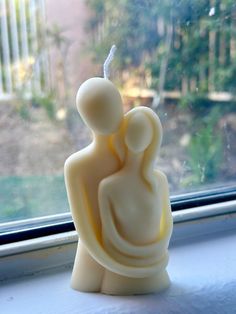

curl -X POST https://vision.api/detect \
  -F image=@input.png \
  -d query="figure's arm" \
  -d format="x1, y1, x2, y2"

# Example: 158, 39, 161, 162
155, 170, 173, 243
64, 155, 90, 236
98, 181, 169, 259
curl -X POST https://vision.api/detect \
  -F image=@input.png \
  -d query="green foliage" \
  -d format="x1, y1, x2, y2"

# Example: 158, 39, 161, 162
179, 92, 213, 115
87, 0, 234, 189
86, 0, 163, 69
0, 176, 68, 224
15, 89, 56, 121
214, 65, 236, 92
184, 107, 223, 186
32, 92, 56, 120
87, 0, 236, 92
180, 92, 236, 116
18, 103, 31, 120
15, 89, 31, 120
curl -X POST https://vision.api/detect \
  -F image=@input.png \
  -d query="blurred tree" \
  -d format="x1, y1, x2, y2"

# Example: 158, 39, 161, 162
86, 0, 236, 95
86, 0, 236, 185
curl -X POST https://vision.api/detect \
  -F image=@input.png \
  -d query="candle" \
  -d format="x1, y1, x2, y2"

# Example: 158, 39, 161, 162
64, 48, 173, 295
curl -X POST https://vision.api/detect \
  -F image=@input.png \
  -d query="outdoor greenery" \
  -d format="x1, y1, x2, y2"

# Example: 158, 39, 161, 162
32, 92, 56, 120
87, 0, 236, 92
86, 0, 236, 185
1, 1, 236, 223
15, 90, 56, 120
185, 107, 223, 185
0, 176, 68, 224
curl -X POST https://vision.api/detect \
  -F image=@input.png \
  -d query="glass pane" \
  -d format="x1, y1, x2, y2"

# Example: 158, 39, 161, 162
0, 0, 236, 226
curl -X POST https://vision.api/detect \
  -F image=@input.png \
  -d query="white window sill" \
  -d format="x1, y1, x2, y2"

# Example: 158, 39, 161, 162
0, 201, 236, 314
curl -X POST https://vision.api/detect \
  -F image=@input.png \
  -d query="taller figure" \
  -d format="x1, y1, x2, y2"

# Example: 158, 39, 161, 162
64, 77, 124, 292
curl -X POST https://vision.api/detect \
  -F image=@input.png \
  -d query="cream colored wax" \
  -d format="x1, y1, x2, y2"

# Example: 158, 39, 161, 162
64, 77, 173, 295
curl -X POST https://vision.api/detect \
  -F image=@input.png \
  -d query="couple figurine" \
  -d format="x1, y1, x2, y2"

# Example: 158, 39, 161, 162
64, 77, 173, 295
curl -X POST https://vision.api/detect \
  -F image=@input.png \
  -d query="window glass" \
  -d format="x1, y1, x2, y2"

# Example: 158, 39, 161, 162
0, 0, 236, 225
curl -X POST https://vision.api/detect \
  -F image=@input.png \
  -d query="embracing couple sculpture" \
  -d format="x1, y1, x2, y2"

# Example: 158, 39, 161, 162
64, 77, 173, 295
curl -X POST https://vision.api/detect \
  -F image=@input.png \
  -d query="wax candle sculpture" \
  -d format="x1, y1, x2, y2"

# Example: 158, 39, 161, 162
64, 51, 173, 296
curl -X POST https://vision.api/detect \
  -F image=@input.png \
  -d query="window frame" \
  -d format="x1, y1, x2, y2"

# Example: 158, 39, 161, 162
1, 198, 236, 283
0, 185, 236, 245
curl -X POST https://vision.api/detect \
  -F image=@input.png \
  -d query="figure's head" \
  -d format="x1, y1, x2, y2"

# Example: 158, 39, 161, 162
125, 112, 153, 154
76, 77, 123, 135
124, 107, 162, 157
123, 106, 163, 191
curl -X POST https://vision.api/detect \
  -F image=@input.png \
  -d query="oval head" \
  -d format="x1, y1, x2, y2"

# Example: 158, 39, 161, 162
76, 77, 123, 135
125, 111, 153, 154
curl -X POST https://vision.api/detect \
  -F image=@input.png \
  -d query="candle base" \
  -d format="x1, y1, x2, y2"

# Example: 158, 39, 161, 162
71, 242, 170, 295
71, 242, 104, 293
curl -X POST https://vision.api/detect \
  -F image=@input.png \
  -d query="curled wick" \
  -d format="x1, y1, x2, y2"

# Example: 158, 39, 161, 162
103, 45, 117, 80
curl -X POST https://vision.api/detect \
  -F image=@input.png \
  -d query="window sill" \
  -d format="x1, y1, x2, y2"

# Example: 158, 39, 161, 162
0, 201, 236, 313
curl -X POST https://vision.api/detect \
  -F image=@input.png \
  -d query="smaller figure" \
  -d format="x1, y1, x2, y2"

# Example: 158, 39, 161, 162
99, 107, 173, 295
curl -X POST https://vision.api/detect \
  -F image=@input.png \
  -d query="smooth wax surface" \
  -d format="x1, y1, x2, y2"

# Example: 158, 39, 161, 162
64, 78, 173, 295
1, 229, 236, 314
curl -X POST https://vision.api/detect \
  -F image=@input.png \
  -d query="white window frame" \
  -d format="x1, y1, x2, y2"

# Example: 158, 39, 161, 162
0, 200, 236, 282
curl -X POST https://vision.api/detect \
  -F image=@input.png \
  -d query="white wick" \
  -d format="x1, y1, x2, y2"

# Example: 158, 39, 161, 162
103, 45, 117, 80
